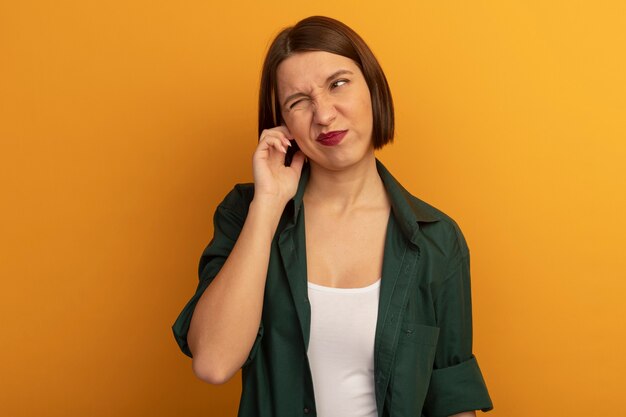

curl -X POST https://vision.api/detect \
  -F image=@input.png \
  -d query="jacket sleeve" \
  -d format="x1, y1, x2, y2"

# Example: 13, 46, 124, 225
423, 223, 493, 416
171, 185, 263, 365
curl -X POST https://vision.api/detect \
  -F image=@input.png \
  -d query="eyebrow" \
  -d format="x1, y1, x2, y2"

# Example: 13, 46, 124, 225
282, 69, 354, 108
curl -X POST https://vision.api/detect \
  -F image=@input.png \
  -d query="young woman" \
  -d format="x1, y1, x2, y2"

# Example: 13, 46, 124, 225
173, 16, 493, 417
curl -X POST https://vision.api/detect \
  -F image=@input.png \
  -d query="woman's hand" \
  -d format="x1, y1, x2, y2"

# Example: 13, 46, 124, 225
252, 126, 305, 208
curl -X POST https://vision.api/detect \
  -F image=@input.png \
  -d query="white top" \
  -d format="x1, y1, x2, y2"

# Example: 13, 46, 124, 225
306, 279, 381, 417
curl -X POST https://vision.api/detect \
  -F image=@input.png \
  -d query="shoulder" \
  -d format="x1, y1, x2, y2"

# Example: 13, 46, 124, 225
207, 183, 256, 234
399, 185, 469, 258
217, 183, 255, 213
377, 160, 468, 257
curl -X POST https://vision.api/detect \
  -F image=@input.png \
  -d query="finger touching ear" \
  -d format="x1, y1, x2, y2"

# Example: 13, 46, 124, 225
278, 121, 293, 136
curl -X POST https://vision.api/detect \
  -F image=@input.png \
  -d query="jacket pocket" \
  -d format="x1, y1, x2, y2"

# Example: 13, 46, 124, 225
389, 324, 440, 417
400, 322, 439, 346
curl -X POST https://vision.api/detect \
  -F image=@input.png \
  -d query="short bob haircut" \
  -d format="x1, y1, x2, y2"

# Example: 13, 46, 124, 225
258, 16, 394, 150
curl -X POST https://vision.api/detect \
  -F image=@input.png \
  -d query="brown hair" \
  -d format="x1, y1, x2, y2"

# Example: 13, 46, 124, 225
258, 16, 394, 149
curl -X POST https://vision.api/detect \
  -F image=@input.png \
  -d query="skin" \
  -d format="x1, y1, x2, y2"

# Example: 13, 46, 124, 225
277, 51, 375, 174
187, 49, 478, 417
277, 51, 389, 289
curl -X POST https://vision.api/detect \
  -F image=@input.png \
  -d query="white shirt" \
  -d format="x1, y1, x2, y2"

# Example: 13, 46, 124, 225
306, 279, 381, 417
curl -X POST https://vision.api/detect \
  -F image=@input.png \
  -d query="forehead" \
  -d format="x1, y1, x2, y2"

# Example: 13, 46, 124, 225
276, 51, 361, 97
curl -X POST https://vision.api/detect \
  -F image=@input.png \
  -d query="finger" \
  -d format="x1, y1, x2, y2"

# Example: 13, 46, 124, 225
281, 136, 292, 148
259, 132, 289, 151
278, 133, 293, 149
263, 137, 287, 154
276, 124, 294, 139
265, 133, 291, 149
260, 127, 293, 144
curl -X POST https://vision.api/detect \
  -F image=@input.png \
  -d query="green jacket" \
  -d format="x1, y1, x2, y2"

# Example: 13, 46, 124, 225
173, 160, 493, 417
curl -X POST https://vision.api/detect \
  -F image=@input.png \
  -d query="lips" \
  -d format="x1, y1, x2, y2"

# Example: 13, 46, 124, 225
316, 130, 348, 146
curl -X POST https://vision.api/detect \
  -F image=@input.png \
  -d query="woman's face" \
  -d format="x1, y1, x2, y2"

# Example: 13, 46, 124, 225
276, 51, 374, 171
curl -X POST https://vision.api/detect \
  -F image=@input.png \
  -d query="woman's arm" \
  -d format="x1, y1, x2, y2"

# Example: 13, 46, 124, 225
423, 221, 493, 415
450, 411, 476, 417
188, 198, 283, 384
187, 127, 304, 384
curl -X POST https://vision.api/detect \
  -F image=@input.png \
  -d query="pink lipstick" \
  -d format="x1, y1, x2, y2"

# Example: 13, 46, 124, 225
316, 130, 348, 146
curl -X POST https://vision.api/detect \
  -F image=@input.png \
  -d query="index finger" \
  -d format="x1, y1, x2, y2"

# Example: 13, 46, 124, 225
275, 124, 294, 140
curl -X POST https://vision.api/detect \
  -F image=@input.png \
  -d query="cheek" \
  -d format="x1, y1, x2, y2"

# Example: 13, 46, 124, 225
352, 89, 372, 114
355, 97, 374, 127
284, 113, 311, 136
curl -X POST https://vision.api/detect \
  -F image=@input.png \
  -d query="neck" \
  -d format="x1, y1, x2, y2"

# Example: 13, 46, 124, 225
304, 152, 386, 211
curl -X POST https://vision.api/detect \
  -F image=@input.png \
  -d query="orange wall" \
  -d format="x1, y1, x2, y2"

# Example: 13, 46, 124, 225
1, 1, 625, 416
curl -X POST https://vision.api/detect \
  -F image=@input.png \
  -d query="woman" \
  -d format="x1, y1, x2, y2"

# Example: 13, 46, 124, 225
173, 16, 493, 417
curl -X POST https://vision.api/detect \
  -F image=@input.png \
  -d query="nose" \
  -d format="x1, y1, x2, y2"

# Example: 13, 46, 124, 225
312, 94, 337, 126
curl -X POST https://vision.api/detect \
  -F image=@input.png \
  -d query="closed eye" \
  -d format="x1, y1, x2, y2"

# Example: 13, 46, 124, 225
289, 98, 307, 109
286, 78, 349, 109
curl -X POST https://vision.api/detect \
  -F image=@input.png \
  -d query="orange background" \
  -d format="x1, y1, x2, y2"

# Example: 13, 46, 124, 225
1, 1, 625, 416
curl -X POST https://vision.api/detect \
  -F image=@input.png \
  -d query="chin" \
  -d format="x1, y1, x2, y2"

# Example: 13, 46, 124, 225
309, 148, 375, 172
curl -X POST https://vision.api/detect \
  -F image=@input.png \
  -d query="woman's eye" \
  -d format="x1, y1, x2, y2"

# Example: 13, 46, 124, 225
289, 99, 305, 109
331, 79, 349, 89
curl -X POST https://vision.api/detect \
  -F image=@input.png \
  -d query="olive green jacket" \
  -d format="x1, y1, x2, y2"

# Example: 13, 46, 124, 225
173, 160, 493, 417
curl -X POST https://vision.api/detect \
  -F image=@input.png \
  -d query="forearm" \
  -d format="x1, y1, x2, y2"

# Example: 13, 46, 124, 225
188, 198, 283, 384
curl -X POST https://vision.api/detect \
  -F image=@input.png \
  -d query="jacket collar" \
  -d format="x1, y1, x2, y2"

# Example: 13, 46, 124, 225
288, 158, 441, 243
